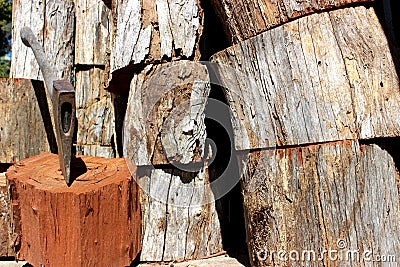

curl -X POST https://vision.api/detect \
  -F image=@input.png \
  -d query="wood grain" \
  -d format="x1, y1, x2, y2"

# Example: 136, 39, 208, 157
123, 61, 211, 166
211, 6, 400, 150
0, 173, 14, 257
75, 0, 112, 65
108, 0, 203, 73
75, 67, 115, 158
6, 153, 141, 266
211, 0, 374, 43
11, 0, 75, 81
0, 79, 53, 163
138, 165, 223, 262
238, 140, 400, 266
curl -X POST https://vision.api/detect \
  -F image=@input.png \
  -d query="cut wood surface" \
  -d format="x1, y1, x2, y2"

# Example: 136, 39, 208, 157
109, 0, 203, 73
211, 6, 400, 150
123, 61, 211, 166
11, 0, 75, 81
137, 165, 222, 262
138, 255, 244, 266
75, 0, 111, 65
75, 67, 115, 158
6, 153, 141, 266
0, 79, 53, 163
237, 140, 400, 266
0, 173, 14, 257
211, 0, 374, 43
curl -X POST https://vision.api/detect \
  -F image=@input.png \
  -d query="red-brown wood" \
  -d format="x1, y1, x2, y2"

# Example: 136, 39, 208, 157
6, 153, 141, 266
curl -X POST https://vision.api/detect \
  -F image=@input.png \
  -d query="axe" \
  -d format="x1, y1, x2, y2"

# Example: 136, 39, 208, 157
20, 27, 76, 186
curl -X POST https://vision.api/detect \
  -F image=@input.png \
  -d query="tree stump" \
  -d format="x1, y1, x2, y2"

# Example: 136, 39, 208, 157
6, 153, 141, 267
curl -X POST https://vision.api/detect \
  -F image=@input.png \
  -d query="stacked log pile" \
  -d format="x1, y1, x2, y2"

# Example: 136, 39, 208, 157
110, 0, 223, 261
210, 0, 400, 266
74, 0, 115, 158
8, 0, 224, 264
4, 0, 400, 265
7, 1, 142, 265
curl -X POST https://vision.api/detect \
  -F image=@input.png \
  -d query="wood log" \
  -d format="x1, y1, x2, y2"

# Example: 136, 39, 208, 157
11, 0, 75, 81
75, 67, 115, 158
210, 6, 400, 150
123, 61, 222, 261
108, 0, 203, 73
237, 140, 400, 266
211, 0, 374, 43
0, 79, 54, 163
137, 255, 245, 266
6, 153, 141, 266
137, 165, 223, 262
74, 0, 111, 65
123, 61, 211, 166
0, 172, 14, 257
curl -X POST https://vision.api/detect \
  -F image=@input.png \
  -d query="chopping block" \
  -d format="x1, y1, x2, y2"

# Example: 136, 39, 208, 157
6, 153, 141, 266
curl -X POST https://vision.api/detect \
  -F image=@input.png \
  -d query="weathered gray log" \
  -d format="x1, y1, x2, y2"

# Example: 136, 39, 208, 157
11, 0, 75, 81
75, 0, 111, 65
0, 79, 53, 163
108, 0, 203, 73
238, 140, 400, 266
75, 67, 115, 158
211, 6, 400, 150
0, 172, 14, 257
138, 255, 244, 267
123, 61, 211, 166
211, 0, 374, 43
123, 61, 222, 261
137, 166, 222, 262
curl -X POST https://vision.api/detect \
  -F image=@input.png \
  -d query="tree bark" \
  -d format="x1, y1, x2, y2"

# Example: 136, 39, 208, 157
123, 61, 211, 166
211, 0, 374, 43
6, 153, 141, 266
0, 79, 54, 163
75, 67, 115, 158
211, 6, 400, 150
11, 0, 75, 82
237, 140, 400, 266
109, 0, 203, 73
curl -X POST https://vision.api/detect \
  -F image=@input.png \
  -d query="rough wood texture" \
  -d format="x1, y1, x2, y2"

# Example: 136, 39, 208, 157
75, 68, 115, 158
6, 153, 141, 266
11, 0, 75, 81
75, 0, 111, 65
137, 165, 223, 262
0, 79, 53, 163
123, 61, 222, 261
109, 0, 203, 73
123, 61, 211, 166
0, 173, 14, 257
211, 6, 400, 150
238, 140, 400, 266
138, 255, 245, 266
211, 0, 374, 43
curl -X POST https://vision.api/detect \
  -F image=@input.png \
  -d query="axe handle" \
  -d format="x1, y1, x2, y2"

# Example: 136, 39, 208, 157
20, 27, 55, 99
